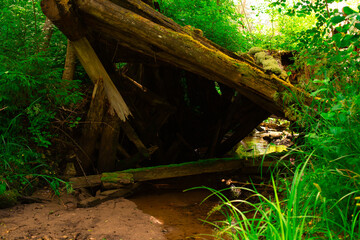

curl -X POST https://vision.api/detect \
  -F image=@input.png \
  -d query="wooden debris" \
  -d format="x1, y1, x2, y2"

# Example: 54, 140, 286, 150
77, 183, 141, 208
41, 0, 313, 118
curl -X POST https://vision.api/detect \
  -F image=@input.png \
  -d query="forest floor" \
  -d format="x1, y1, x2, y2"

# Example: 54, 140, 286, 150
0, 191, 166, 240
0, 174, 228, 240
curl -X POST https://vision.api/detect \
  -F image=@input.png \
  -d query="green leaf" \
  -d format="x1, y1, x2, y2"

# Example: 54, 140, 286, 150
342, 6, 356, 15
330, 15, 345, 24
0, 183, 6, 195
321, 111, 336, 121
355, 23, 360, 30
332, 33, 342, 46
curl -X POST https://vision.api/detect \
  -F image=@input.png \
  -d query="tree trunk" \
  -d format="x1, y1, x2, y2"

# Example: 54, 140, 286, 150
62, 39, 77, 81
69, 156, 275, 188
40, 17, 53, 51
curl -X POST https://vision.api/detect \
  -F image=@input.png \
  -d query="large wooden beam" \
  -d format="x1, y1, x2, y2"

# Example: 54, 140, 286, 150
71, 0, 313, 117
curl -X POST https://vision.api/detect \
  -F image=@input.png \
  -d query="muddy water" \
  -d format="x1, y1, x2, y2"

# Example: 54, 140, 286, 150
130, 133, 287, 239
129, 174, 228, 240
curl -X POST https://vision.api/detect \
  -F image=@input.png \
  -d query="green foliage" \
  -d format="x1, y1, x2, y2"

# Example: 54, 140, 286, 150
250, 0, 317, 50
269, 0, 360, 234
0, 0, 81, 196
158, 0, 250, 52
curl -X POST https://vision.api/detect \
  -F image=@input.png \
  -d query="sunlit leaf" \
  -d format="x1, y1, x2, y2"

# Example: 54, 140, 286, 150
342, 6, 356, 15
330, 15, 345, 24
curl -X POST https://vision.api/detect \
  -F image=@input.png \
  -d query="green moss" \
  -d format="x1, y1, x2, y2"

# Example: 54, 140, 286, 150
0, 189, 19, 209
263, 59, 283, 75
248, 47, 264, 55
101, 172, 134, 184
254, 52, 266, 65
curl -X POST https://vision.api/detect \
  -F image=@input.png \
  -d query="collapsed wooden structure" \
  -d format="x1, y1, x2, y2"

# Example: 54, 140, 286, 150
41, 0, 312, 175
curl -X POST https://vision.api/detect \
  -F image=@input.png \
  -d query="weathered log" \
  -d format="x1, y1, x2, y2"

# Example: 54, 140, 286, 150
41, 0, 313, 117
69, 157, 274, 188
70, 174, 102, 188
77, 183, 141, 207
71, 38, 132, 121
71, 0, 312, 117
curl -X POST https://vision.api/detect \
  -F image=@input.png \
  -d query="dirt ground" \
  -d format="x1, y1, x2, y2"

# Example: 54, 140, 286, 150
0, 177, 220, 240
0, 173, 260, 240
0, 191, 167, 240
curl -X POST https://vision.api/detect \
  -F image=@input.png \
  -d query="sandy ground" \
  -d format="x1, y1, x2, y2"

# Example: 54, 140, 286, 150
0, 194, 166, 240
0, 173, 245, 240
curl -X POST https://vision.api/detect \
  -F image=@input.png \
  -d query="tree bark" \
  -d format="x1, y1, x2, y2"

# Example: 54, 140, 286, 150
41, 0, 131, 121
40, 17, 54, 51
62, 39, 77, 81
74, 0, 312, 117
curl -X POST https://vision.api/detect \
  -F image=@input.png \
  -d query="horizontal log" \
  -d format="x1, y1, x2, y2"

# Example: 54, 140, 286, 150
69, 175, 102, 188
69, 157, 275, 188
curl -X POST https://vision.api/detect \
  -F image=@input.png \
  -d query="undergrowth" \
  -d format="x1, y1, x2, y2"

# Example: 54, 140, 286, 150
0, 0, 82, 200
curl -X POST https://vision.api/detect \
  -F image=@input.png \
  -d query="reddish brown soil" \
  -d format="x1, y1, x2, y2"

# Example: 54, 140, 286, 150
0, 193, 166, 240
0, 173, 251, 240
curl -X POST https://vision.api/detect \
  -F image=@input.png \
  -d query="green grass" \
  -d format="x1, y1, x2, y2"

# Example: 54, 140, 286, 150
189, 153, 360, 239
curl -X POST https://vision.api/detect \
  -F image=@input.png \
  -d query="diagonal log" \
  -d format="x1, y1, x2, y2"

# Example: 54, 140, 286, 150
73, 0, 313, 116
41, 0, 313, 117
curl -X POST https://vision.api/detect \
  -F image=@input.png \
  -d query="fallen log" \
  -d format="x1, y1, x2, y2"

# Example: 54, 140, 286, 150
41, 0, 313, 118
69, 156, 275, 189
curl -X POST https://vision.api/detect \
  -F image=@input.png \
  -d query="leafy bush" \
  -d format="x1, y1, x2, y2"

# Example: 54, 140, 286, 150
0, 0, 82, 197
275, 1, 360, 233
